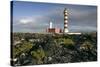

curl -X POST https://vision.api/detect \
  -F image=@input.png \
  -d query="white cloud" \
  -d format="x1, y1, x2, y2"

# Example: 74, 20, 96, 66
19, 18, 33, 24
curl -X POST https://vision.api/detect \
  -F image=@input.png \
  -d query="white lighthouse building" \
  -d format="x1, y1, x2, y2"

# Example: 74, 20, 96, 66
64, 8, 69, 33
47, 21, 62, 33
49, 21, 53, 29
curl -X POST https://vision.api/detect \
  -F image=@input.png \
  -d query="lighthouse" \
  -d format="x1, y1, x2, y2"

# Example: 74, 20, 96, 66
47, 21, 62, 33
64, 8, 69, 33
49, 21, 53, 29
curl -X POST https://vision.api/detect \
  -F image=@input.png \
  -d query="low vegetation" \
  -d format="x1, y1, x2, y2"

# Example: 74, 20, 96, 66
12, 32, 97, 66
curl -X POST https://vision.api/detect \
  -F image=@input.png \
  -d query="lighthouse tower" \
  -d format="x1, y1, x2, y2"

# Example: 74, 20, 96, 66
64, 8, 69, 33
49, 21, 53, 29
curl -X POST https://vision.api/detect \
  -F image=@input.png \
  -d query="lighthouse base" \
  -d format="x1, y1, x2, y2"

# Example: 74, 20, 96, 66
64, 29, 69, 33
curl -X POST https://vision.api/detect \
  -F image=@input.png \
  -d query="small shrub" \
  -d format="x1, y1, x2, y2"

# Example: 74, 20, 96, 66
80, 41, 93, 50
60, 38, 75, 49
31, 49, 45, 64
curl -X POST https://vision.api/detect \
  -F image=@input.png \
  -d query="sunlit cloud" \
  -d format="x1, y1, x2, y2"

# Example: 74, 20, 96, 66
19, 18, 33, 24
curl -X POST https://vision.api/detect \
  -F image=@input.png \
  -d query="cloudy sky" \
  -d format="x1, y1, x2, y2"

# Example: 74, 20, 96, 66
12, 1, 97, 33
